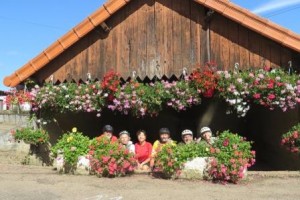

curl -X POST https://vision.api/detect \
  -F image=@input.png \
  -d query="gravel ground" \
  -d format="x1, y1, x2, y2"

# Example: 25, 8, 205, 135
0, 164, 300, 200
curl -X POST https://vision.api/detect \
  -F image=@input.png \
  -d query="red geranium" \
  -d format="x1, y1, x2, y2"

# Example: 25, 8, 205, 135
190, 62, 219, 98
101, 70, 120, 101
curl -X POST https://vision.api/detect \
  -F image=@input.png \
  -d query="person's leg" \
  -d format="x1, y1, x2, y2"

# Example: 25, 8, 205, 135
149, 157, 155, 169
142, 164, 150, 171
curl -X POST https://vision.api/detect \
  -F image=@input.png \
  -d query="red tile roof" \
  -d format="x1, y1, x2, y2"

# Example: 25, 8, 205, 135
4, 0, 300, 87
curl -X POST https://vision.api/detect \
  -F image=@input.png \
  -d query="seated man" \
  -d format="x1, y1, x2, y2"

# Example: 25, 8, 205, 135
119, 130, 135, 154
181, 129, 194, 144
197, 126, 216, 145
98, 125, 118, 143
150, 128, 175, 169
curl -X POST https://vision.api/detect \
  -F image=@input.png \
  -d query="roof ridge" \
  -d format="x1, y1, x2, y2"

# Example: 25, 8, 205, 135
4, 0, 300, 87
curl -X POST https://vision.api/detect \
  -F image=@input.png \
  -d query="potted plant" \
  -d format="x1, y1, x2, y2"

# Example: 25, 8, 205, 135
5, 89, 32, 113
12, 127, 49, 145
51, 128, 90, 173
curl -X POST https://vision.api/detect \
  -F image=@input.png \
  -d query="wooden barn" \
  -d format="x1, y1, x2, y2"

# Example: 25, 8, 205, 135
3, 0, 300, 170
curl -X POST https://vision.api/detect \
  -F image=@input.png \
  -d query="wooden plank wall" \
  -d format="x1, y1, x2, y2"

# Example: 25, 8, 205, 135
36, 0, 299, 84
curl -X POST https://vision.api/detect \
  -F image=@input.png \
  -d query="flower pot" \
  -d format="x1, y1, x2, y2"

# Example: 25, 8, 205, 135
203, 89, 215, 98
10, 104, 20, 114
20, 102, 31, 112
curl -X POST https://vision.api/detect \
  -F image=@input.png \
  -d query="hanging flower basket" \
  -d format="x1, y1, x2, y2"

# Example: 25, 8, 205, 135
203, 89, 215, 98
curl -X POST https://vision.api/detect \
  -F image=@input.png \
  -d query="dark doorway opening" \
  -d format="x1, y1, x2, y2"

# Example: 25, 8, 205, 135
45, 99, 300, 170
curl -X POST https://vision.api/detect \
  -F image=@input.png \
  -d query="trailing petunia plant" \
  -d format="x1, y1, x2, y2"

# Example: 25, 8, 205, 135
217, 70, 253, 117
250, 68, 300, 112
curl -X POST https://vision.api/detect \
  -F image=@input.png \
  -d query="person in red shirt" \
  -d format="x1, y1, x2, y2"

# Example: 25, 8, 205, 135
98, 125, 118, 143
134, 130, 152, 171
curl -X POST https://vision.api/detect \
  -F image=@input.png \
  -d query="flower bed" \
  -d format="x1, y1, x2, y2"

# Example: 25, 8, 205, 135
25, 67, 300, 121
155, 131, 255, 183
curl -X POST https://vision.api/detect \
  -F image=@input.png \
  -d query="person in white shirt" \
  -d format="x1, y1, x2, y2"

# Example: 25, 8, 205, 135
119, 130, 135, 154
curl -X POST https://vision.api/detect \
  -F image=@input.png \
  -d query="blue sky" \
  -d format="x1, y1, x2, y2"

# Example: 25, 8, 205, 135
1, 0, 300, 91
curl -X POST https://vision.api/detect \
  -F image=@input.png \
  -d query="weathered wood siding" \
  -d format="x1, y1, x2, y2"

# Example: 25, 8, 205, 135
35, 0, 300, 83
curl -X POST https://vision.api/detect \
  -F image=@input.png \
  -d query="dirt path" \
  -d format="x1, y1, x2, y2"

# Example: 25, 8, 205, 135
0, 164, 300, 200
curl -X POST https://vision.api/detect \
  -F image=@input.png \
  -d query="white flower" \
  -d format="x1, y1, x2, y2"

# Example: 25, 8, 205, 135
286, 84, 293, 91
233, 91, 239, 96
227, 99, 236, 105
237, 78, 243, 83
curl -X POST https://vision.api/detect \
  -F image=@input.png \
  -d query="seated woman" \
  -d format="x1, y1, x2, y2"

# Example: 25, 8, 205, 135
197, 126, 216, 145
134, 130, 152, 171
119, 130, 135, 154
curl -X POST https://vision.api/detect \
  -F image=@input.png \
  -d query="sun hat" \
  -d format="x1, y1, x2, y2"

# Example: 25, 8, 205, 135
159, 128, 170, 135
119, 130, 130, 137
181, 129, 193, 136
200, 127, 212, 135
102, 125, 114, 133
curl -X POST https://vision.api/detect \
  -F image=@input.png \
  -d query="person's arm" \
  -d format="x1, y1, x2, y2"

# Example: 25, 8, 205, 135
130, 144, 135, 154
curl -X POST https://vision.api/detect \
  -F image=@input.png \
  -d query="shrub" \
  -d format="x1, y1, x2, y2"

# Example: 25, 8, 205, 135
12, 127, 49, 145
208, 130, 255, 183
281, 123, 300, 153
155, 142, 211, 178
89, 136, 136, 177
51, 128, 90, 171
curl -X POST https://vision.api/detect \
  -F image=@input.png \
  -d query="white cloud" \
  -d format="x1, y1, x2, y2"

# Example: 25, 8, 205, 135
252, 0, 300, 14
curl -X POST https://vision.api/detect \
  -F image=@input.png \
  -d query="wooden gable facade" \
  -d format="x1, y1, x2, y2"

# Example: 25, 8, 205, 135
4, 0, 300, 170
4, 0, 300, 86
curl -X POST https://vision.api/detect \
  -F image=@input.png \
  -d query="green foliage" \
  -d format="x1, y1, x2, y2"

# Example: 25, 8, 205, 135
155, 142, 210, 178
51, 129, 90, 167
13, 127, 49, 145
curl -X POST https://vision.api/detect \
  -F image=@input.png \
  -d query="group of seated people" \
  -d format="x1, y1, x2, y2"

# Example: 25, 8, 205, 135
99, 125, 215, 172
